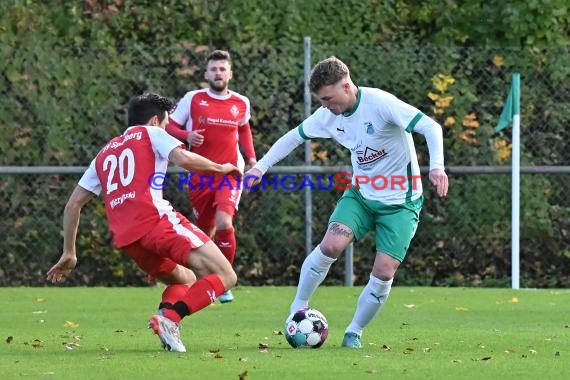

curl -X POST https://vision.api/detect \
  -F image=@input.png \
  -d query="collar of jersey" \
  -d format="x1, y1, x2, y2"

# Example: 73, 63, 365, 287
342, 87, 361, 117
206, 88, 232, 100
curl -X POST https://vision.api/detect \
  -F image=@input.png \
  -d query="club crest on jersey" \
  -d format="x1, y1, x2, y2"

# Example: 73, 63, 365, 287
357, 147, 387, 166
230, 104, 240, 118
199, 116, 206, 125
365, 122, 374, 135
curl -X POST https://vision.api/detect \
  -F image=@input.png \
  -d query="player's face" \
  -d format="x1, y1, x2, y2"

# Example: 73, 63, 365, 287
315, 81, 353, 115
205, 60, 233, 93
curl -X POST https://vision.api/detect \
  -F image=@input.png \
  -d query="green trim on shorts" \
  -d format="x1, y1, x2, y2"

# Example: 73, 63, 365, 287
328, 187, 423, 262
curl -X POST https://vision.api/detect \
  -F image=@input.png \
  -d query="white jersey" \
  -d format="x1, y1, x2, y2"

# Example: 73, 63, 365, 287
255, 87, 444, 205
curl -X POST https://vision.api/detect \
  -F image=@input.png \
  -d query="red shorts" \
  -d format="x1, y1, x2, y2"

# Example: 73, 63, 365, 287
188, 174, 242, 232
122, 212, 210, 278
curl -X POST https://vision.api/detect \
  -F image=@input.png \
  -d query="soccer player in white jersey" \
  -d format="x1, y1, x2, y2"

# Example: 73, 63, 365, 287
245, 57, 448, 348
47, 93, 242, 352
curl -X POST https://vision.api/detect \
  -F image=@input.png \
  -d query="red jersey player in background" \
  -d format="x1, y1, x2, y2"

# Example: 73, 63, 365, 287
47, 93, 242, 352
167, 50, 256, 303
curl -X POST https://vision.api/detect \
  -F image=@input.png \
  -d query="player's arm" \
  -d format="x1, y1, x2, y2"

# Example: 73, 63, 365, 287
168, 147, 242, 176
413, 116, 448, 197
47, 185, 95, 283
238, 122, 257, 167
244, 127, 305, 188
166, 119, 191, 142
167, 93, 206, 147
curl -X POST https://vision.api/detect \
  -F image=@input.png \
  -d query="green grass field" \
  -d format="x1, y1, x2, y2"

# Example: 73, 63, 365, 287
1, 286, 568, 379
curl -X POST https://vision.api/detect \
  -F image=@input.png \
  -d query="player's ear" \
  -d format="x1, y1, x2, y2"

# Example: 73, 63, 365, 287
148, 115, 158, 126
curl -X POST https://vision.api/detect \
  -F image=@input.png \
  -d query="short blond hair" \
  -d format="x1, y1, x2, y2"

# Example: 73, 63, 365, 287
309, 56, 350, 93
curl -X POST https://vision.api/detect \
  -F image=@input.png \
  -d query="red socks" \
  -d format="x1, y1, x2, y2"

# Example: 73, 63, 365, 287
161, 275, 226, 323
160, 284, 190, 323
214, 227, 236, 264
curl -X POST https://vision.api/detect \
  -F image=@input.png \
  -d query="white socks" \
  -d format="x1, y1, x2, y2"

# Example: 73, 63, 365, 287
345, 275, 393, 337
289, 245, 336, 313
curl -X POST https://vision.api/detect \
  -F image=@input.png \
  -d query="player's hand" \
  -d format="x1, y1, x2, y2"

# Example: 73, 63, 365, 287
46, 252, 77, 283
429, 168, 448, 197
187, 129, 205, 147
244, 168, 262, 193
219, 163, 243, 176
246, 157, 257, 170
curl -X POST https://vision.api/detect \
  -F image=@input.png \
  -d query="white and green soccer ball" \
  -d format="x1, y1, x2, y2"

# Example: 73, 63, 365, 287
284, 308, 329, 348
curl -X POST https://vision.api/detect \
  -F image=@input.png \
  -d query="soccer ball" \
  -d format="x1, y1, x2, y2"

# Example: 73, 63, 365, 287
284, 308, 329, 348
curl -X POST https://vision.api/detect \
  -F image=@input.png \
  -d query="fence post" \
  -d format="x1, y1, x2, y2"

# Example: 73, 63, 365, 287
303, 36, 313, 257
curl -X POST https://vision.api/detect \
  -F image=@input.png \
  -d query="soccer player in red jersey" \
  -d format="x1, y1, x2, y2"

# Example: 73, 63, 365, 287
47, 93, 242, 352
167, 50, 256, 303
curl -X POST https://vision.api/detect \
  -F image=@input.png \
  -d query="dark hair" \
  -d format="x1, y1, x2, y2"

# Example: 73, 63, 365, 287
206, 49, 232, 66
309, 56, 350, 93
127, 92, 173, 126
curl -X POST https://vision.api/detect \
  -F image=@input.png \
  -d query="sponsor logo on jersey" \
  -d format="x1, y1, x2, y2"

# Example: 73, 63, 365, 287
365, 122, 374, 135
206, 117, 239, 127
357, 147, 387, 165
199, 116, 206, 125
109, 191, 136, 209
199, 99, 209, 106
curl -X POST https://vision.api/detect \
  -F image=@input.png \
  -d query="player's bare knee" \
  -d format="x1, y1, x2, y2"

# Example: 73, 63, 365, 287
319, 240, 347, 258
372, 253, 400, 280
215, 221, 233, 231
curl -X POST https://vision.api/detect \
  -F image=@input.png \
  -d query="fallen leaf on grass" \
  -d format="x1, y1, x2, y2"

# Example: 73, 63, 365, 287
239, 370, 248, 380
452, 359, 463, 364
555, 351, 560, 357
423, 347, 431, 353
64, 342, 80, 350
381, 344, 391, 351
214, 353, 223, 359
25, 339, 43, 348
366, 369, 378, 374
209, 348, 220, 353
36, 297, 45, 303
404, 304, 416, 308
114, 329, 126, 333
472, 356, 492, 361
258, 343, 269, 350
505, 348, 516, 353
6, 336, 13, 344
63, 321, 79, 329
273, 330, 283, 335
455, 307, 468, 312
239, 357, 248, 362
508, 297, 519, 303
403, 348, 414, 354
32, 310, 47, 314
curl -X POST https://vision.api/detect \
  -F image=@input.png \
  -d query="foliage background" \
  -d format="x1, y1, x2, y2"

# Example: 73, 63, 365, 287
0, 0, 568, 287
